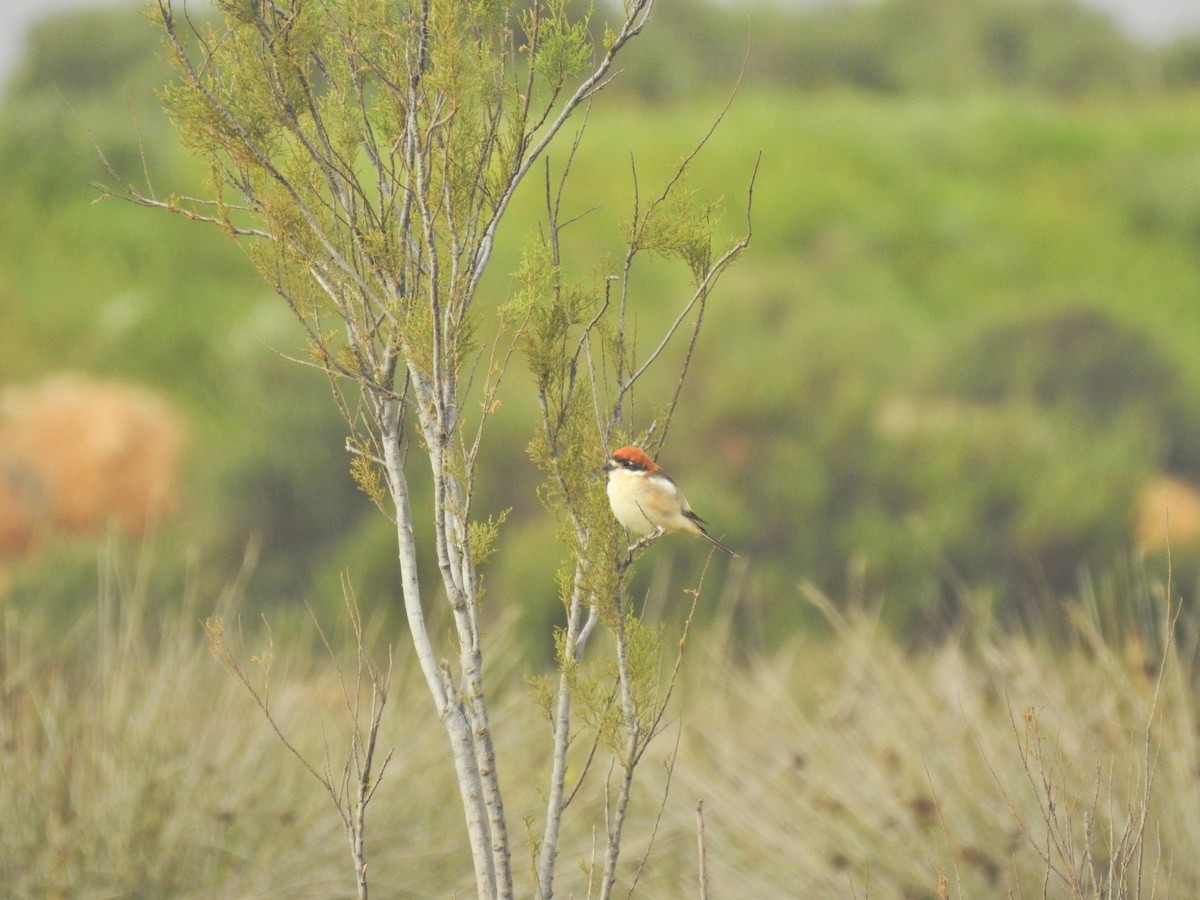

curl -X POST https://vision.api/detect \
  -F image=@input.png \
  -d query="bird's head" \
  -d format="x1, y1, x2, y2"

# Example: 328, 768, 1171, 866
603, 445, 658, 475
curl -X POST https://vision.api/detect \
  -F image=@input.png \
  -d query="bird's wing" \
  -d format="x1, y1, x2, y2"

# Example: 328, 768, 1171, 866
636, 473, 688, 518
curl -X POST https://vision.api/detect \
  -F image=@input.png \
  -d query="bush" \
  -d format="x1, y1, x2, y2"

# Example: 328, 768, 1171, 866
612, 0, 1160, 100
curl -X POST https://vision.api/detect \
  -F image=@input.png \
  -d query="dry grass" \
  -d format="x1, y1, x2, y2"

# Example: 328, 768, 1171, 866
661, 594, 1199, 898
2, 556, 1198, 898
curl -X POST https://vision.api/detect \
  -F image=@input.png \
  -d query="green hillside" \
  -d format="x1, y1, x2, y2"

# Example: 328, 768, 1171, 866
484, 88, 1200, 634
3, 2, 1200, 641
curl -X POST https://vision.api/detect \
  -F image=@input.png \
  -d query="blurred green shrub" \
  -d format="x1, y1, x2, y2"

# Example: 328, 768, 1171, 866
1161, 35, 1200, 89
611, 0, 1167, 101
682, 304, 1180, 634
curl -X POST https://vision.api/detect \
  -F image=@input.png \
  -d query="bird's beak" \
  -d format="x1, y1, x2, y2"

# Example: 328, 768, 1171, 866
599, 459, 615, 475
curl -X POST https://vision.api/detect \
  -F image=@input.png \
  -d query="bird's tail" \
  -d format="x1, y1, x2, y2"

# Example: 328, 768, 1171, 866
698, 526, 738, 558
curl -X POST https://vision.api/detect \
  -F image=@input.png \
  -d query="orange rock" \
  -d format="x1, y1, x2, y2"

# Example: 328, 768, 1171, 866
0, 376, 184, 559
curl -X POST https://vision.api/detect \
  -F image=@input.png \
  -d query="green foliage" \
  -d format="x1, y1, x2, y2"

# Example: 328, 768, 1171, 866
526, 0, 593, 90
510, 240, 569, 389
556, 612, 666, 759
938, 308, 1179, 415
629, 172, 719, 280
567, 656, 624, 751
211, 366, 370, 601
7, 8, 169, 101
10, 1, 1200, 644
514, 233, 611, 537
468, 508, 511, 568
1162, 35, 1200, 89
608, 0, 1172, 101
615, 612, 669, 745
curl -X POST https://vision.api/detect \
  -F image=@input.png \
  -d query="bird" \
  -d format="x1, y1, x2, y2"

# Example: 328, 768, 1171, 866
602, 445, 737, 556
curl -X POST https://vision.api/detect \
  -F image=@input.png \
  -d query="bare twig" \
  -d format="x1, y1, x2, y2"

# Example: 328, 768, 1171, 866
203, 582, 393, 900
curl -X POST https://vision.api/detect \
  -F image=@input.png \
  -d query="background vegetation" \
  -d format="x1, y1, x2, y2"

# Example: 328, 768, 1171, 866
4, 0, 1200, 893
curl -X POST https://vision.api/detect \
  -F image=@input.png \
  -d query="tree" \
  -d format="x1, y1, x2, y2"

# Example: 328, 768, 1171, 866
101, 0, 752, 896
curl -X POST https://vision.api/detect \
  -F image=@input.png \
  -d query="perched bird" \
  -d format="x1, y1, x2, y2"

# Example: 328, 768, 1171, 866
602, 445, 737, 556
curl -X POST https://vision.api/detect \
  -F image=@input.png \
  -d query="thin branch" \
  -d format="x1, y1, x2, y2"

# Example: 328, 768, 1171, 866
655, 153, 760, 450
467, 0, 657, 298
626, 726, 683, 896
618, 207, 755, 399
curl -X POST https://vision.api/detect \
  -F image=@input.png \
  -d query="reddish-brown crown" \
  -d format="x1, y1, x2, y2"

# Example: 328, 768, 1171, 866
609, 445, 659, 473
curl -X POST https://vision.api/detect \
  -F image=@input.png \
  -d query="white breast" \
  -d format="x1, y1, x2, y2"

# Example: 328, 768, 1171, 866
606, 468, 687, 535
